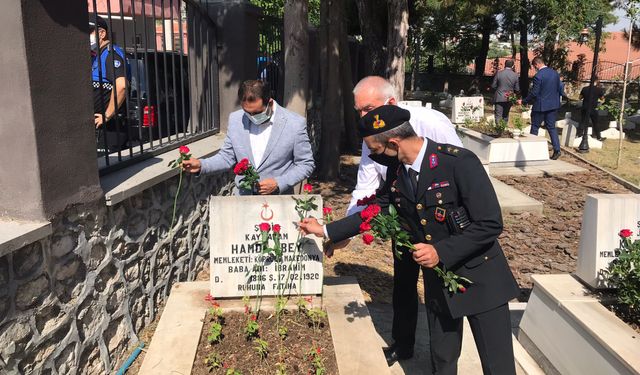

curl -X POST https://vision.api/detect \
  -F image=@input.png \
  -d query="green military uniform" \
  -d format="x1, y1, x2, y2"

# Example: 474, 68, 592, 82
326, 105, 518, 375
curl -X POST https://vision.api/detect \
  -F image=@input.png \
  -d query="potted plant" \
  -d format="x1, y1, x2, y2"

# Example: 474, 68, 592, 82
512, 117, 525, 138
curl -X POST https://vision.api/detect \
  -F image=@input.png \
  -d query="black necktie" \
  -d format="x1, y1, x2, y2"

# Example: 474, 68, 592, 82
408, 168, 419, 196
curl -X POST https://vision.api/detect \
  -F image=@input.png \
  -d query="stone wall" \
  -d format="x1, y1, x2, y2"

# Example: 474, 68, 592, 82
0, 172, 233, 374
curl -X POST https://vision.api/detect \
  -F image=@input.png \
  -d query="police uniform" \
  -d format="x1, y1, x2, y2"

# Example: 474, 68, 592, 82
91, 19, 129, 153
326, 106, 519, 375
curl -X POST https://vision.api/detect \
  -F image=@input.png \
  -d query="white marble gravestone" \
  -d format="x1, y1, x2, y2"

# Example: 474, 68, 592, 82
451, 96, 484, 123
209, 195, 324, 297
576, 194, 640, 289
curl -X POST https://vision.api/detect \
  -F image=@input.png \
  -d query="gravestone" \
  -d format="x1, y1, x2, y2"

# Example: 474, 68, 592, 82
575, 194, 640, 289
600, 121, 625, 140
451, 96, 484, 123
209, 195, 324, 297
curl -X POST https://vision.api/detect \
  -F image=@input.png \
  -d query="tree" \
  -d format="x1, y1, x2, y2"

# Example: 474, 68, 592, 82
354, 0, 387, 76
317, 0, 343, 180
386, 0, 409, 99
283, 0, 309, 116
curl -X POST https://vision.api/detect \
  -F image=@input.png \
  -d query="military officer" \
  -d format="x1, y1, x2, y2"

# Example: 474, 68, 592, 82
300, 105, 519, 375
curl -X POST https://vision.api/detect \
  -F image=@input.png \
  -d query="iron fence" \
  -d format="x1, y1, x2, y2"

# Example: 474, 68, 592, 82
89, 0, 220, 174
257, 15, 284, 103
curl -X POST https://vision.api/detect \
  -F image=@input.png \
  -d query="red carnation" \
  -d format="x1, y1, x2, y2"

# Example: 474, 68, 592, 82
251, 314, 257, 321
357, 194, 376, 206
458, 285, 467, 293
179, 145, 190, 155
619, 229, 633, 238
362, 233, 375, 245
361, 204, 381, 222
323, 207, 332, 215
316, 347, 322, 354
305, 296, 313, 303
303, 183, 313, 193
359, 221, 372, 233
273, 224, 281, 233
259, 222, 270, 232
233, 159, 249, 175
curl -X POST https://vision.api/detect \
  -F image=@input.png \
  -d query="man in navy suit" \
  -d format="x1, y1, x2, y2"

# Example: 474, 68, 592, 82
520, 57, 562, 160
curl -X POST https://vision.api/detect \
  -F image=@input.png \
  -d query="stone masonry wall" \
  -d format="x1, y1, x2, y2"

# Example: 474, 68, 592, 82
0, 172, 233, 374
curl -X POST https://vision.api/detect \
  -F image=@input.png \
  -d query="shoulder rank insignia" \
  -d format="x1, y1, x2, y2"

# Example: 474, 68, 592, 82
429, 153, 438, 169
440, 146, 460, 157
435, 207, 446, 222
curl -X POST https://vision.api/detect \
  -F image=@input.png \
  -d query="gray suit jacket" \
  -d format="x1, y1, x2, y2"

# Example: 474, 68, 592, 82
199, 104, 315, 195
492, 68, 519, 103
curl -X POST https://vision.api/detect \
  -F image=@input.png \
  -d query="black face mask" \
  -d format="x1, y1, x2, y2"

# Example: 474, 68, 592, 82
369, 152, 398, 167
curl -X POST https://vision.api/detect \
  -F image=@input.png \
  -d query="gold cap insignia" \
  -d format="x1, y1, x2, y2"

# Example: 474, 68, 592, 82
372, 114, 386, 129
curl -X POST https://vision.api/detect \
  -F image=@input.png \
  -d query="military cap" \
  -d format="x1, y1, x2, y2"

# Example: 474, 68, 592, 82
89, 16, 109, 32
359, 105, 411, 138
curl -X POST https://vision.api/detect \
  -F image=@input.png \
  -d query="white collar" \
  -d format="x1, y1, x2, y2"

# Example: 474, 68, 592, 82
404, 138, 428, 174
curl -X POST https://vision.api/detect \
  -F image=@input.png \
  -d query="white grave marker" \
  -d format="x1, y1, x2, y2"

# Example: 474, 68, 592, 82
576, 194, 640, 289
451, 96, 484, 123
210, 195, 324, 297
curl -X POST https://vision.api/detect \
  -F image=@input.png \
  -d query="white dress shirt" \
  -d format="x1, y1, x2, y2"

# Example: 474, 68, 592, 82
346, 104, 462, 215
249, 101, 278, 166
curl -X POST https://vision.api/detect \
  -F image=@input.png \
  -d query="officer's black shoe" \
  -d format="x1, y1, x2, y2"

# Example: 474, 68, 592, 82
383, 344, 413, 366
551, 150, 561, 160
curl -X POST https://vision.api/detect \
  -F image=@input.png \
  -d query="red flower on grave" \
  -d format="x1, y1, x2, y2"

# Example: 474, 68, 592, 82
305, 296, 313, 304
259, 222, 271, 232
244, 305, 250, 314
251, 314, 257, 321
273, 224, 281, 233
458, 285, 467, 293
620, 229, 633, 238
359, 221, 372, 233
362, 233, 375, 245
303, 183, 313, 193
179, 145, 190, 155
316, 346, 322, 354
323, 207, 332, 215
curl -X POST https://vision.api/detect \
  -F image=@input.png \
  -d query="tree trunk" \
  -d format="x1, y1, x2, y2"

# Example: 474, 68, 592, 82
386, 0, 408, 100
283, 0, 309, 116
511, 32, 517, 59
339, 11, 359, 153
519, 10, 530, 98
317, 0, 343, 180
475, 16, 493, 77
355, 0, 387, 76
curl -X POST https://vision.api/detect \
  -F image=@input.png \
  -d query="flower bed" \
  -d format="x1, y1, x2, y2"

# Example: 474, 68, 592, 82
459, 127, 550, 166
192, 298, 338, 375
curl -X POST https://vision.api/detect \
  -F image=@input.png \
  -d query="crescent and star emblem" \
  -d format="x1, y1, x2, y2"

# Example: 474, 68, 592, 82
260, 202, 274, 221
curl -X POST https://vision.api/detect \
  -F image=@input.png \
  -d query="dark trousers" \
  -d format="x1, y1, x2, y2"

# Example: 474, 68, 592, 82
392, 247, 421, 351
494, 102, 512, 123
530, 110, 560, 152
427, 303, 516, 375
582, 108, 603, 138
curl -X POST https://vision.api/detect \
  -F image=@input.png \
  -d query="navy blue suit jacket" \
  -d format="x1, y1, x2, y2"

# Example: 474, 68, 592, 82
524, 66, 561, 112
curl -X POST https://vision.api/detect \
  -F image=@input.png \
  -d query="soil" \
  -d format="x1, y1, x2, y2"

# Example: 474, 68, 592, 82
192, 309, 338, 375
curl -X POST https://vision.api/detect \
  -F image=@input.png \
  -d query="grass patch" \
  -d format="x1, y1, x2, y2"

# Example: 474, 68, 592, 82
577, 128, 640, 186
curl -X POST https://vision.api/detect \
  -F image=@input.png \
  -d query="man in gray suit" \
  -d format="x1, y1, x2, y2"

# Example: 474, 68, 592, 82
491, 59, 520, 123
182, 80, 315, 195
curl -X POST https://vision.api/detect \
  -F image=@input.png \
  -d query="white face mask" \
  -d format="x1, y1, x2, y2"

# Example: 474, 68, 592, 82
90, 33, 98, 51
247, 102, 273, 125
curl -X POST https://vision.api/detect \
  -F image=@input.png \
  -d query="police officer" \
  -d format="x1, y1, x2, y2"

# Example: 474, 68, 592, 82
90, 16, 128, 152
300, 105, 519, 375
